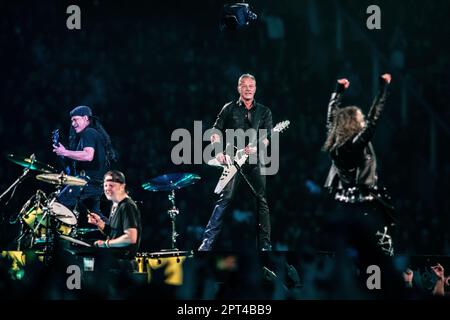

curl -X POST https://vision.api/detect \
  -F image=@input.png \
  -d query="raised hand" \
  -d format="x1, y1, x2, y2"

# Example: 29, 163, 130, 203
87, 212, 105, 230
337, 78, 350, 89
381, 73, 392, 84
431, 263, 445, 280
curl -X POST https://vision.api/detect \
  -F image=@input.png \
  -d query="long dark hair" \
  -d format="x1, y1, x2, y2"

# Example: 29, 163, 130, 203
69, 117, 118, 167
323, 106, 363, 152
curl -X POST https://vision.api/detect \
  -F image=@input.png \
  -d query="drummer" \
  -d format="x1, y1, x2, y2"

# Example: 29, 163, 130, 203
87, 170, 142, 258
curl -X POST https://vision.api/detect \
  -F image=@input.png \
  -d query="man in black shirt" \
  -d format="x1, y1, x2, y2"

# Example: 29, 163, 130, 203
87, 170, 141, 257
53, 105, 116, 227
199, 73, 273, 251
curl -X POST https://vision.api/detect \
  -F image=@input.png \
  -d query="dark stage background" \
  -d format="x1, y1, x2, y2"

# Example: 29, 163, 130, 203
0, 0, 449, 255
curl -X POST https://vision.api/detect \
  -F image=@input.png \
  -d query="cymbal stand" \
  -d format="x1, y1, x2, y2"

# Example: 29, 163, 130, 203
15, 190, 46, 250
35, 185, 62, 265
0, 154, 35, 203
167, 190, 180, 250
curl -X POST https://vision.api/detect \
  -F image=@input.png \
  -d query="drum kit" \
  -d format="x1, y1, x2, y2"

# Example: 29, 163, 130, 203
2, 153, 201, 256
1, 154, 88, 254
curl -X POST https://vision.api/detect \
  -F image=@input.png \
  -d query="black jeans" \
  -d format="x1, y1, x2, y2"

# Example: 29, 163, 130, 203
199, 165, 270, 250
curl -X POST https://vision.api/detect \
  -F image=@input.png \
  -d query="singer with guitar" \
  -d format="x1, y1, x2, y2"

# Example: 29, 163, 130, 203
53, 105, 117, 227
199, 74, 274, 251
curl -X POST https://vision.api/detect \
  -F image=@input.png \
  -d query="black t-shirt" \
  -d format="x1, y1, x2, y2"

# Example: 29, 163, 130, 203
75, 127, 106, 182
104, 197, 142, 257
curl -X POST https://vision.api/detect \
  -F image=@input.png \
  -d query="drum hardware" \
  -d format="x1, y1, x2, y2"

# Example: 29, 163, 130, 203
1, 154, 55, 205
142, 173, 201, 250
167, 190, 179, 250
4, 154, 90, 262
14, 189, 48, 250
15, 178, 79, 261
38, 184, 69, 263
147, 250, 193, 264
134, 251, 192, 278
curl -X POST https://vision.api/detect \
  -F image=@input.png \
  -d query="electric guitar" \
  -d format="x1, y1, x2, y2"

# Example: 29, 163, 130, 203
208, 120, 290, 194
52, 129, 71, 175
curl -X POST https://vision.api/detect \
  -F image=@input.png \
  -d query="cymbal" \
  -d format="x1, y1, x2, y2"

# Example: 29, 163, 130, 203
36, 173, 87, 187
142, 173, 201, 192
6, 153, 55, 173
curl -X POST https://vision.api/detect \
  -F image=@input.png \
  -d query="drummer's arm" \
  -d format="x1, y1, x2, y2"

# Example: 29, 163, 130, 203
88, 213, 113, 235
106, 228, 138, 248
99, 222, 114, 237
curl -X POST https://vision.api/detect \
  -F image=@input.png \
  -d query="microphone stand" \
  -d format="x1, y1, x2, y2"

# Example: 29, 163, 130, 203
225, 147, 264, 251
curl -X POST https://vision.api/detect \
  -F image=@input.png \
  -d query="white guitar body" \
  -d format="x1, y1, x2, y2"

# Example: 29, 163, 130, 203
207, 149, 248, 194
207, 120, 290, 195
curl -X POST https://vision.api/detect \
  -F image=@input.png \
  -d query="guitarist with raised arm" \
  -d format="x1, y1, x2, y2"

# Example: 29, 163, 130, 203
199, 73, 274, 251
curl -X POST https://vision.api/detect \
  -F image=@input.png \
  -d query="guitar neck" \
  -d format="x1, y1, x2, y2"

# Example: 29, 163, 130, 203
53, 129, 71, 174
